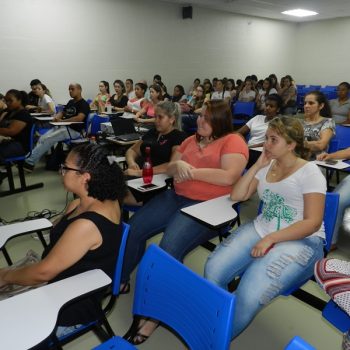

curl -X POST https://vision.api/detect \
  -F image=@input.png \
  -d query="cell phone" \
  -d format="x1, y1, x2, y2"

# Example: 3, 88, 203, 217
325, 159, 338, 165
137, 183, 158, 191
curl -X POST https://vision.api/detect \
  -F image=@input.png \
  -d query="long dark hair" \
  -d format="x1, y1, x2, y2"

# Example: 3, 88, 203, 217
305, 91, 332, 118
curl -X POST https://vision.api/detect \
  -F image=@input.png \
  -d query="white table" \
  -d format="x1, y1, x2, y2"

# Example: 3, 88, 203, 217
50, 121, 84, 126
0, 269, 111, 350
181, 195, 238, 228
0, 218, 52, 249
127, 174, 170, 192
313, 159, 350, 170
34, 116, 54, 121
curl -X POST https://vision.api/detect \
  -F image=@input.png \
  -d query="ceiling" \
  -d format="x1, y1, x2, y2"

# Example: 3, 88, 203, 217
160, 0, 350, 22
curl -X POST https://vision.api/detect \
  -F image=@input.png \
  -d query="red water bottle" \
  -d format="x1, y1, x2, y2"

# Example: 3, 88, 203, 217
142, 147, 153, 184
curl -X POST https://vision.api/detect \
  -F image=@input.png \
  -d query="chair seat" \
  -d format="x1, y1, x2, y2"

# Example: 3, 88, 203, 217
93, 336, 137, 350
323, 300, 350, 333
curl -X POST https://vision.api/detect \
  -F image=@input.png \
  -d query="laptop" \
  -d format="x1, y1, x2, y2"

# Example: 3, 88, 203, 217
110, 117, 141, 142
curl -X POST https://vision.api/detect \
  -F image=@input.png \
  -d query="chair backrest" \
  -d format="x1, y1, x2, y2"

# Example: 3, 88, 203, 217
258, 192, 339, 253
233, 101, 255, 118
90, 114, 110, 136
335, 125, 350, 151
112, 222, 130, 296
133, 244, 235, 350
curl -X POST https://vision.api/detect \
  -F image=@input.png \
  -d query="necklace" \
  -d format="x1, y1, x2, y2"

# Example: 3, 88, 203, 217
270, 158, 299, 178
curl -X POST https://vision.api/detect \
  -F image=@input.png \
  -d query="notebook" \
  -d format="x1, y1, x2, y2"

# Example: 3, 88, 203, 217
110, 117, 141, 142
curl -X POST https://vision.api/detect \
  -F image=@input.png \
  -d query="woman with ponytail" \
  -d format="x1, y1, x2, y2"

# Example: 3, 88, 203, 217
205, 116, 326, 340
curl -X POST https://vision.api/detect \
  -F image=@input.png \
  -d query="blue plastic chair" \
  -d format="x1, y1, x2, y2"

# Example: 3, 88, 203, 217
308, 85, 321, 90
50, 223, 130, 347
90, 114, 110, 136
335, 125, 350, 151
131, 244, 235, 350
1, 124, 43, 197
232, 101, 255, 126
323, 300, 350, 333
284, 336, 316, 350
93, 336, 137, 350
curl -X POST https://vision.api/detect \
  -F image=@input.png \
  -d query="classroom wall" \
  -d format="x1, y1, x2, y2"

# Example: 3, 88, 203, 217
294, 17, 350, 86
0, 0, 297, 103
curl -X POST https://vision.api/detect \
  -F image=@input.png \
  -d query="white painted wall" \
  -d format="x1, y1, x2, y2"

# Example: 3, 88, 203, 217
295, 17, 350, 86
0, 0, 297, 103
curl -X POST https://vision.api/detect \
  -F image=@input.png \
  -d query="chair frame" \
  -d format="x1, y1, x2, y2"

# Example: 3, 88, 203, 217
46, 222, 130, 349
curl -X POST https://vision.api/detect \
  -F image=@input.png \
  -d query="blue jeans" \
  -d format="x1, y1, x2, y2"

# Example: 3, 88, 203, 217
333, 175, 350, 244
204, 221, 324, 338
26, 126, 81, 166
121, 189, 219, 283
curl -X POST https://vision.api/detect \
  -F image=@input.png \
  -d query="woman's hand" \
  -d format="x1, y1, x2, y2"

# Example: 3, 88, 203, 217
317, 152, 330, 161
124, 105, 132, 112
251, 236, 275, 257
128, 162, 140, 171
124, 168, 142, 177
255, 147, 272, 170
174, 160, 194, 183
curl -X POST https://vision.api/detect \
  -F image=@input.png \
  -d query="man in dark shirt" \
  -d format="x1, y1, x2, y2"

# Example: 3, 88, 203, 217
24, 83, 90, 171
26, 79, 41, 111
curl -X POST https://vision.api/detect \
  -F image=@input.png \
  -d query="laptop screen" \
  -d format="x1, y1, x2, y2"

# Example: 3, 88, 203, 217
110, 117, 137, 136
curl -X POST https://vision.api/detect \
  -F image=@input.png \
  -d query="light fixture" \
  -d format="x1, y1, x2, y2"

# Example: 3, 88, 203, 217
282, 9, 318, 17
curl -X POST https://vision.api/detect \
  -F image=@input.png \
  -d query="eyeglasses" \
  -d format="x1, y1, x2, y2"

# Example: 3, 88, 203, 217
59, 164, 82, 176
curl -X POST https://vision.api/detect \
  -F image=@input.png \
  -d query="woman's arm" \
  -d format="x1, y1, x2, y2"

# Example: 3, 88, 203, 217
190, 153, 247, 186
231, 149, 271, 201
125, 140, 142, 170
252, 192, 325, 257
0, 120, 27, 137
0, 219, 102, 286
317, 147, 350, 161
304, 128, 334, 153
236, 125, 250, 137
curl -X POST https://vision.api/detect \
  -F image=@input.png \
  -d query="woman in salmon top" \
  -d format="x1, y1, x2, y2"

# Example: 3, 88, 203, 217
122, 99, 248, 345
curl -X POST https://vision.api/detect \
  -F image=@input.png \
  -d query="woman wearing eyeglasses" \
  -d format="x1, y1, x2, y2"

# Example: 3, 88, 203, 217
0, 143, 127, 339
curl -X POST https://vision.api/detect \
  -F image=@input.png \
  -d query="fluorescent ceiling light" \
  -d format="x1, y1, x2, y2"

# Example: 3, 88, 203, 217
282, 9, 318, 17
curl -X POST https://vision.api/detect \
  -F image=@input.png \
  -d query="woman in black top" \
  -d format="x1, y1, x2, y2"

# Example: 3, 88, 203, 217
109, 79, 129, 113
124, 101, 187, 204
0, 90, 32, 163
0, 144, 127, 334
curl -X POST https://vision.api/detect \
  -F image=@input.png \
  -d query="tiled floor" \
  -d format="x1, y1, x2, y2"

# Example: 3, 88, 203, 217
0, 162, 349, 349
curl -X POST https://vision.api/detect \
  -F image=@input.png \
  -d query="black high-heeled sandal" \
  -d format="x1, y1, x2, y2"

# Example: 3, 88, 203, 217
123, 317, 159, 345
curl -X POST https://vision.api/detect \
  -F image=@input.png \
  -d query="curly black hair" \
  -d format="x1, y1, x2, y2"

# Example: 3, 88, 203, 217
70, 144, 127, 203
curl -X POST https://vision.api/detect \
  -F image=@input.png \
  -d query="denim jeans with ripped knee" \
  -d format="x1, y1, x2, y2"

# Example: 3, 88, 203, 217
204, 221, 324, 339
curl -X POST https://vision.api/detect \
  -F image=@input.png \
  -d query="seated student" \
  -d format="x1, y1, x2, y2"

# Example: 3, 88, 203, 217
122, 100, 248, 345
269, 73, 281, 93
0, 90, 32, 166
134, 84, 163, 124
205, 116, 326, 340
26, 79, 41, 111
188, 78, 200, 96
181, 85, 206, 133
125, 78, 136, 99
329, 82, 350, 124
24, 83, 90, 172
237, 94, 283, 168
0, 143, 127, 338
317, 147, 350, 248
279, 75, 297, 115
34, 83, 56, 114
171, 85, 187, 103
123, 82, 147, 118
238, 79, 256, 102
0, 94, 7, 123
211, 79, 231, 103
255, 77, 278, 114
124, 101, 187, 205
226, 78, 237, 101
109, 80, 128, 113
302, 91, 335, 160
90, 81, 110, 113
203, 80, 213, 100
